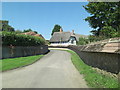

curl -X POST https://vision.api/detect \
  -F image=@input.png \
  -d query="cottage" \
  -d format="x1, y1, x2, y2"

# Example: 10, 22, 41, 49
50, 28, 87, 46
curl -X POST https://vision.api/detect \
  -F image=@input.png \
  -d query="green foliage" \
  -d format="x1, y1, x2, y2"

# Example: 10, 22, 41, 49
1, 31, 45, 46
51, 24, 62, 35
0, 20, 15, 31
77, 35, 110, 45
83, 2, 120, 37
46, 40, 50, 45
0, 55, 43, 71
23, 29, 38, 34
88, 35, 107, 42
78, 34, 119, 44
15, 30, 23, 34
77, 37, 89, 45
77, 35, 109, 44
66, 50, 119, 88
34, 31, 38, 34
100, 26, 120, 38
23, 29, 32, 32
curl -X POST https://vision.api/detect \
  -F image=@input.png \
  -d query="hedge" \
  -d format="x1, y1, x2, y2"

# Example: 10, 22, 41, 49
1, 31, 45, 46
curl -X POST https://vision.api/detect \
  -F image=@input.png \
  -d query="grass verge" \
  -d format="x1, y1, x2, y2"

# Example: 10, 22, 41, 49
65, 50, 118, 88
0, 55, 43, 71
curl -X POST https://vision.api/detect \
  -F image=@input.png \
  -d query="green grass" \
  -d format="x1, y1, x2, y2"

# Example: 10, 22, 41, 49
65, 50, 119, 88
0, 55, 43, 71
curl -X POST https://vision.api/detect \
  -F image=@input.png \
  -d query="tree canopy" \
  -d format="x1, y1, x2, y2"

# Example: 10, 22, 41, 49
83, 2, 120, 38
23, 29, 38, 34
0, 20, 15, 32
51, 24, 62, 35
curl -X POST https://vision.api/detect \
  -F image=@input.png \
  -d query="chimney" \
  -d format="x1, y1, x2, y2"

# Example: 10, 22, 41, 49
60, 28, 63, 32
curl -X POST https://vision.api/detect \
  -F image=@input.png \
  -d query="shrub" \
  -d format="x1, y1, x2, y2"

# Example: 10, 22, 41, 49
1, 31, 45, 46
88, 35, 107, 43
77, 37, 89, 45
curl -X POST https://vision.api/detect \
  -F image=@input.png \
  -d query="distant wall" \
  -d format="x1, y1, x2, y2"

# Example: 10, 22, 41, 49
68, 45, 119, 74
2, 45, 49, 59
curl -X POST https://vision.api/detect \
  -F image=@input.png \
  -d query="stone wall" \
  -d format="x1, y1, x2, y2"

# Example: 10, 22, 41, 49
49, 38, 120, 74
2, 45, 49, 59
68, 45, 119, 74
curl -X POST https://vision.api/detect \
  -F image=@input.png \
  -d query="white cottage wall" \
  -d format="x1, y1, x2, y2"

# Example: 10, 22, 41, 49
50, 37, 76, 46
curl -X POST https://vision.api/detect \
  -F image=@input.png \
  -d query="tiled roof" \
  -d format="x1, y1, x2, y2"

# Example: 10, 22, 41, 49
22, 31, 45, 39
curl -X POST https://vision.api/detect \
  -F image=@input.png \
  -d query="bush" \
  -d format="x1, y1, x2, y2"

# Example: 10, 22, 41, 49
1, 31, 45, 46
88, 35, 107, 43
77, 37, 89, 45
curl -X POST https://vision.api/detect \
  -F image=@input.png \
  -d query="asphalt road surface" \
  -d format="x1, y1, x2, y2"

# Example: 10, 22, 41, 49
2, 50, 88, 88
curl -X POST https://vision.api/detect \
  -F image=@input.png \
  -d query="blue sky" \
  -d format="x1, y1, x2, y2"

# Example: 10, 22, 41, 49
2, 2, 92, 40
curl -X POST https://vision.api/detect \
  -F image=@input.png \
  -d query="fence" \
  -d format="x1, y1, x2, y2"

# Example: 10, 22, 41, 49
2, 45, 49, 59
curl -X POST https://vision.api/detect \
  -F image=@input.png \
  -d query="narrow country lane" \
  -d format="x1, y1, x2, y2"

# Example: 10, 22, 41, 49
2, 50, 88, 88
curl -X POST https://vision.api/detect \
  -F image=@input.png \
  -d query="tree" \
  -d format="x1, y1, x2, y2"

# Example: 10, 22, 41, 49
77, 37, 89, 45
34, 31, 38, 34
83, 2, 120, 37
23, 29, 38, 34
15, 30, 23, 33
0, 20, 15, 31
23, 29, 32, 32
51, 24, 62, 35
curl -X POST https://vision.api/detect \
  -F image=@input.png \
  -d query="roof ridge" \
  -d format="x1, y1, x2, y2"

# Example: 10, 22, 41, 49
55, 31, 70, 33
